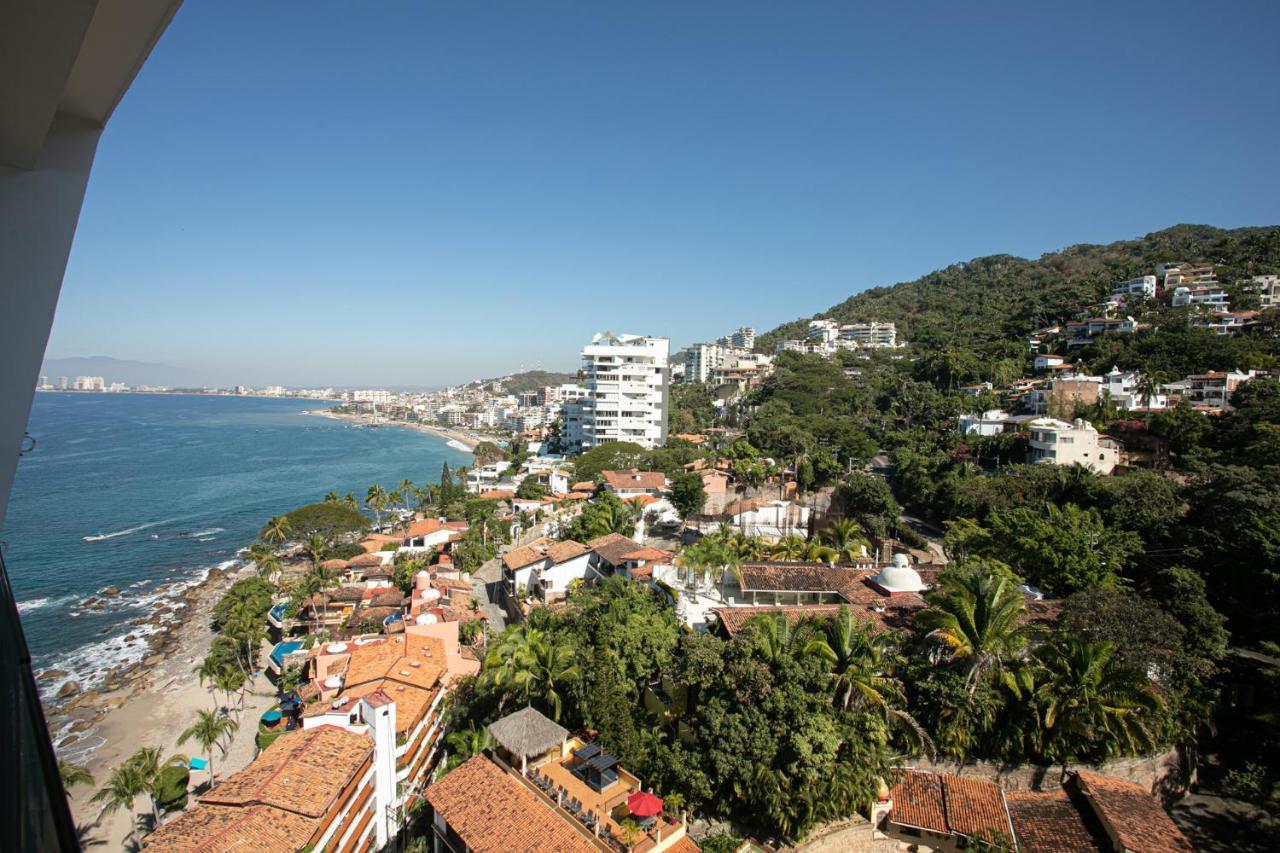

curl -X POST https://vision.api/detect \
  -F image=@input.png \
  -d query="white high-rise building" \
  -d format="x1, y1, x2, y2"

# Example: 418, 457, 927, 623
564, 332, 669, 452
684, 342, 731, 384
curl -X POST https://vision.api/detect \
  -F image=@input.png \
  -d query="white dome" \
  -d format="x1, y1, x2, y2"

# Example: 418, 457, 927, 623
872, 554, 927, 593
419, 587, 441, 602
323, 675, 343, 690
414, 613, 438, 626
325, 642, 348, 654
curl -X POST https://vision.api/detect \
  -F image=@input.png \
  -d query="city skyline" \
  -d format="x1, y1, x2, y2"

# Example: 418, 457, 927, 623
45, 1, 1280, 386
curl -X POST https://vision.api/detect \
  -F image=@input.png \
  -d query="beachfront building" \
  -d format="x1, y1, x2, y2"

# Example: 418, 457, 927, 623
1026, 417, 1121, 474
562, 332, 670, 453
143, 725, 380, 852
876, 768, 1192, 851
427, 707, 697, 853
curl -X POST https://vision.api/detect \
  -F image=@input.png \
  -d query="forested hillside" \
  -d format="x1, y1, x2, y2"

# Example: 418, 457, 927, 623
757, 224, 1280, 355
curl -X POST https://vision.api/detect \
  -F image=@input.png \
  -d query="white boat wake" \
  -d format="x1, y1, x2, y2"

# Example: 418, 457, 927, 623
84, 518, 178, 542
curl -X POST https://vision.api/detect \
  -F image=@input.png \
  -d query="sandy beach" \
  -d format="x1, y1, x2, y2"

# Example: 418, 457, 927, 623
51, 561, 276, 850
309, 409, 483, 452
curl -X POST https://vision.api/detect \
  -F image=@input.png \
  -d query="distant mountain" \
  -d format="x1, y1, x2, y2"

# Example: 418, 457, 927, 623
756, 224, 1280, 355
38, 356, 201, 387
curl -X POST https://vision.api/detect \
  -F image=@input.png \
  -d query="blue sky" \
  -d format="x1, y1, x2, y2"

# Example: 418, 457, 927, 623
49, 1, 1280, 387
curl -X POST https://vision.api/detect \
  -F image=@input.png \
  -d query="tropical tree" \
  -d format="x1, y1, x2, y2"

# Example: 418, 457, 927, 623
743, 613, 813, 665
482, 627, 580, 721
59, 760, 93, 792
439, 724, 495, 775
365, 483, 389, 530
769, 536, 808, 562
260, 515, 292, 547
398, 478, 416, 512
803, 608, 932, 753
915, 567, 1034, 693
91, 747, 185, 831
177, 709, 239, 789
1032, 635, 1163, 763
510, 634, 581, 721
820, 518, 870, 563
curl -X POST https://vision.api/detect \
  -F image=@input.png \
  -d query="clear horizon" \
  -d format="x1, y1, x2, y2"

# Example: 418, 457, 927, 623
46, 1, 1280, 387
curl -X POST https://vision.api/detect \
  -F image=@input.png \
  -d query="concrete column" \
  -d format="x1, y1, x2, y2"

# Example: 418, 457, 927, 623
0, 114, 102, 531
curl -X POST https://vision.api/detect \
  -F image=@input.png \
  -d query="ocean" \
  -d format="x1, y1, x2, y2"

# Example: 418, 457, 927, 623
3, 392, 471, 697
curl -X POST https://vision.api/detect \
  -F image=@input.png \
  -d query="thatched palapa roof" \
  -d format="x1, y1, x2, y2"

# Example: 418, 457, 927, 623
486, 707, 567, 758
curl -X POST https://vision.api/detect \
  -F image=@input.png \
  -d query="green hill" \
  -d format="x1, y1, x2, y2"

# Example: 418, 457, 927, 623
756, 224, 1280, 356
465, 369, 576, 395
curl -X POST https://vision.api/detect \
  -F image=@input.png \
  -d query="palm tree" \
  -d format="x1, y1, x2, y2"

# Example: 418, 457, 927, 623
366, 484, 389, 530
744, 613, 813, 665
510, 634, 580, 721
90, 760, 148, 826
59, 760, 93, 792
1033, 636, 1163, 764
324, 490, 339, 503
820, 518, 869, 563
440, 724, 495, 775
398, 478, 416, 512
304, 532, 328, 569
769, 536, 808, 562
261, 515, 292, 547
915, 569, 1033, 693
177, 709, 239, 789
92, 747, 184, 831
803, 607, 933, 754
342, 492, 359, 510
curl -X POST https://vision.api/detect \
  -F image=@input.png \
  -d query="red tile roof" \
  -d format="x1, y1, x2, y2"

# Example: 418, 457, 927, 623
1006, 790, 1102, 852
426, 756, 598, 853
1073, 771, 1193, 852
143, 803, 317, 852
713, 605, 852, 637
199, 725, 372, 817
600, 469, 665, 492
588, 532, 641, 567
888, 770, 1011, 845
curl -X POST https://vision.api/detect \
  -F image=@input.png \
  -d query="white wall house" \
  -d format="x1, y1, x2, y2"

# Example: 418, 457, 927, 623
1252, 274, 1280, 308
1111, 275, 1157, 299
1034, 354, 1065, 371
1026, 418, 1120, 474
1171, 286, 1229, 309
1102, 367, 1167, 410
957, 409, 1012, 436
839, 321, 899, 348
563, 332, 669, 452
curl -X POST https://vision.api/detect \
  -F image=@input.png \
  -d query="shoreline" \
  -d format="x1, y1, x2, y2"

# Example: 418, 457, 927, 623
308, 409, 482, 452
49, 558, 261, 846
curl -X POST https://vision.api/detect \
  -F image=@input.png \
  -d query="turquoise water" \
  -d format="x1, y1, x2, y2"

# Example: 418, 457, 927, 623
3, 392, 469, 693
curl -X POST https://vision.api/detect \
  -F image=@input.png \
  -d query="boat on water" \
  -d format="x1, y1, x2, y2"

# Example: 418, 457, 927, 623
82, 532, 106, 542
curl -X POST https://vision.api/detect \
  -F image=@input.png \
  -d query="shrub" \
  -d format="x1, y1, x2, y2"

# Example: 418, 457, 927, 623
154, 765, 190, 813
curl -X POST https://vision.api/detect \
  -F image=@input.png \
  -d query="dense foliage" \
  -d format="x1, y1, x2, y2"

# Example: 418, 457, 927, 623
449, 579, 895, 842
270, 501, 369, 541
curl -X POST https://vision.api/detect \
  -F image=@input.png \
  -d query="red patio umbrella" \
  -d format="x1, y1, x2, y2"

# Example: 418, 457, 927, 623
627, 791, 663, 818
